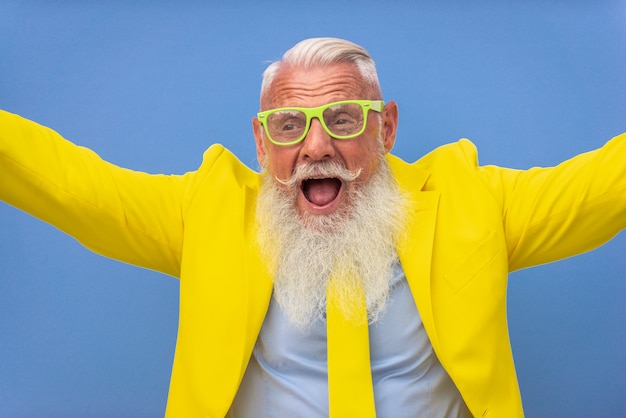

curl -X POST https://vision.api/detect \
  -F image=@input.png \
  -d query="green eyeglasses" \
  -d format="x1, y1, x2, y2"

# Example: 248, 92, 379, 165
257, 100, 384, 146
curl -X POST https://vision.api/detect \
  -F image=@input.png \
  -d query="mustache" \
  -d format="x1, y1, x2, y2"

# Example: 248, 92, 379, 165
275, 160, 362, 189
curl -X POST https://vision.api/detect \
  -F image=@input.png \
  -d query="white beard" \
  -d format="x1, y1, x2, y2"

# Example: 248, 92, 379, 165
256, 154, 409, 329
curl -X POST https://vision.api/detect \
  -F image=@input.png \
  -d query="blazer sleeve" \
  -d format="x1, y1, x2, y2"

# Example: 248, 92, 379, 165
476, 133, 626, 272
0, 110, 191, 278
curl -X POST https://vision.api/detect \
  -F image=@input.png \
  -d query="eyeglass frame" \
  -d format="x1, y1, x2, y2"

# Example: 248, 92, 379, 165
256, 99, 385, 146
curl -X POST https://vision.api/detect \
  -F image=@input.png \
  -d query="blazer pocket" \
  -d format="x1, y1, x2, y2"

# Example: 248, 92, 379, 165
444, 231, 503, 294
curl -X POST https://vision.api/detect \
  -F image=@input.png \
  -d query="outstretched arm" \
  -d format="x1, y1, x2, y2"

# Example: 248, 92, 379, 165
0, 110, 188, 278
479, 132, 626, 271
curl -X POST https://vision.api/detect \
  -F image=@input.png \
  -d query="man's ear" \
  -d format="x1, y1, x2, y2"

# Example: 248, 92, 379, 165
381, 100, 399, 154
252, 117, 267, 166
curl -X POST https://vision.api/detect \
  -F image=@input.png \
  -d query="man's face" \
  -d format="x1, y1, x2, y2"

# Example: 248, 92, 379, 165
253, 62, 398, 220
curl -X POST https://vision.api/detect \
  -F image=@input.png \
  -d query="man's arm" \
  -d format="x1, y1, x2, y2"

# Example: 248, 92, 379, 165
0, 110, 187, 277
479, 133, 626, 272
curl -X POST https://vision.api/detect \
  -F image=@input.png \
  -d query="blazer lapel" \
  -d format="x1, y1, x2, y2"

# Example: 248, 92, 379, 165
387, 155, 442, 355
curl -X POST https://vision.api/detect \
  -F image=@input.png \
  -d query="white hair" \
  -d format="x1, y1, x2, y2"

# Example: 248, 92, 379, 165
260, 37, 382, 102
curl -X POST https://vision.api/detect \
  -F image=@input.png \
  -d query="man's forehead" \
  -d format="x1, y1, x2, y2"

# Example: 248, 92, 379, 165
262, 63, 368, 109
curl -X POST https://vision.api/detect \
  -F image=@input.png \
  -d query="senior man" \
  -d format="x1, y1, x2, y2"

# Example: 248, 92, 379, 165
1, 37, 625, 417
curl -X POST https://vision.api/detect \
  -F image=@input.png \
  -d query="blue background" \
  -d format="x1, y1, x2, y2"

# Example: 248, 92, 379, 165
1, 1, 625, 416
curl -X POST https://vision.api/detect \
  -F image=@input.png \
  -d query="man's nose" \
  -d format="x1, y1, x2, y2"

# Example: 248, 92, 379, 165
301, 118, 336, 161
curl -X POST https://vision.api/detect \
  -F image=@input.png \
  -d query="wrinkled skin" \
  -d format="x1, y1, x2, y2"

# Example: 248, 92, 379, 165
252, 62, 399, 219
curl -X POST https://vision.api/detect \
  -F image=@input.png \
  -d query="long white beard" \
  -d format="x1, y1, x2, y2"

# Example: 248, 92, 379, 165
256, 155, 409, 329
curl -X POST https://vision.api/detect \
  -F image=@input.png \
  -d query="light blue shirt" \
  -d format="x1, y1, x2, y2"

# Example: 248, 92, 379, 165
229, 263, 471, 417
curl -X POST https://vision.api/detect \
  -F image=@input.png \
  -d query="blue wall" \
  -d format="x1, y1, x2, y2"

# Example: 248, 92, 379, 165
1, 1, 624, 416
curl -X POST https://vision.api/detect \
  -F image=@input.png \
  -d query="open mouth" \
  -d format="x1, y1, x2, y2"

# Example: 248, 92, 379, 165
301, 177, 342, 207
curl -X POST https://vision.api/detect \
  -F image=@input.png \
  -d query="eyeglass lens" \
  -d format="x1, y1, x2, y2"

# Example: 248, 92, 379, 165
266, 103, 365, 143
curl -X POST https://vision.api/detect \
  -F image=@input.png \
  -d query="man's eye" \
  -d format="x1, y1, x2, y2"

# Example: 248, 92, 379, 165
282, 123, 298, 131
329, 113, 356, 127
270, 111, 305, 133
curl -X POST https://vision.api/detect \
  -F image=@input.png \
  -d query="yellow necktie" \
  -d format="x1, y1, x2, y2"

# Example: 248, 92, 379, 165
326, 280, 377, 417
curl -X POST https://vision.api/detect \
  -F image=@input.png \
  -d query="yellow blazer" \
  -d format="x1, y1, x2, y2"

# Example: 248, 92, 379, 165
1, 110, 625, 417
